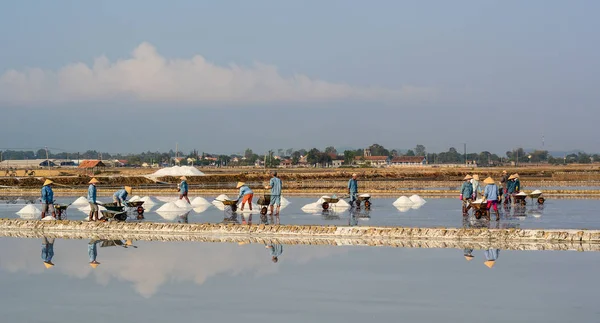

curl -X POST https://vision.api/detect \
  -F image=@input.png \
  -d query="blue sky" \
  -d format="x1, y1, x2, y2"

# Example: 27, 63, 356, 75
1, 1, 598, 155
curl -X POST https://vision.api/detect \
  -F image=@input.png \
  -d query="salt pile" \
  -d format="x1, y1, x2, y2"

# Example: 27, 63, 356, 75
156, 209, 188, 221
156, 202, 184, 212
175, 199, 193, 210
409, 194, 427, 205
150, 166, 205, 177
302, 196, 349, 213
212, 194, 231, 206
395, 205, 412, 213
280, 197, 291, 206
393, 196, 414, 206
78, 204, 107, 212
140, 196, 160, 205
17, 205, 41, 219
531, 189, 543, 195
191, 197, 211, 206
129, 196, 141, 202
71, 196, 89, 206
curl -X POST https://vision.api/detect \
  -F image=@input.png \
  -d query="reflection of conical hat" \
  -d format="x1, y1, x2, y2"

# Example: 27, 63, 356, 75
89, 178, 100, 184
124, 186, 132, 194
43, 179, 54, 186
464, 175, 473, 180
90, 263, 99, 268
472, 174, 479, 180
508, 175, 515, 180
44, 262, 54, 268
464, 255, 474, 261
125, 239, 132, 246
484, 260, 496, 268
483, 177, 495, 184
236, 182, 245, 189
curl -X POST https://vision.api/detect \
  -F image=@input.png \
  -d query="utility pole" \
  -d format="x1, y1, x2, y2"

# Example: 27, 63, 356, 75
464, 143, 467, 165
45, 146, 49, 169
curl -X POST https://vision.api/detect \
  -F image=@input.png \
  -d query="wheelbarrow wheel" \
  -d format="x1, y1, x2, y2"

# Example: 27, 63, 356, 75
537, 197, 545, 205
520, 199, 527, 206
364, 201, 371, 209
230, 204, 238, 212
260, 206, 268, 215
322, 202, 330, 210
474, 209, 482, 219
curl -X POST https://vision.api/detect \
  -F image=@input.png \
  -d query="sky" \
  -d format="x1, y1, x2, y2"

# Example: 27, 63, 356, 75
1, 0, 599, 155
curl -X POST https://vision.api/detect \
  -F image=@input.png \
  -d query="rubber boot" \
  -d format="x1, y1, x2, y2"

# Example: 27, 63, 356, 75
41, 212, 46, 220
495, 209, 500, 221
52, 212, 57, 220
88, 212, 94, 221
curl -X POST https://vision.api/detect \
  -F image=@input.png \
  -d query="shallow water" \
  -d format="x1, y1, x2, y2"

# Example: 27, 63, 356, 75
2, 196, 600, 229
0, 237, 598, 322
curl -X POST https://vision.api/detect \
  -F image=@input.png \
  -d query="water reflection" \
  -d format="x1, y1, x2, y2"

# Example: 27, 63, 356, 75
463, 247, 500, 268
265, 242, 283, 263
41, 237, 55, 268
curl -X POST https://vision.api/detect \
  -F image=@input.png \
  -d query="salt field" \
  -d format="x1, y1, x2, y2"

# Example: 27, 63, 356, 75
2, 196, 600, 229
0, 237, 598, 323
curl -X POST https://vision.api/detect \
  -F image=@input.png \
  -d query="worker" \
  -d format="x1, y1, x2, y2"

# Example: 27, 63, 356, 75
41, 237, 55, 268
460, 175, 474, 216
471, 174, 482, 200
88, 238, 101, 268
483, 177, 500, 221
113, 186, 132, 206
236, 182, 253, 211
506, 174, 517, 204
348, 173, 359, 207
178, 176, 190, 204
513, 173, 521, 193
464, 248, 474, 261
500, 170, 509, 204
40, 179, 56, 220
265, 171, 282, 219
265, 242, 283, 263
483, 248, 500, 268
88, 178, 100, 221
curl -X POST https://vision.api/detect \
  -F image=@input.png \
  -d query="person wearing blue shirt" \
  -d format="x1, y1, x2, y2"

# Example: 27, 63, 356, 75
460, 175, 474, 215
88, 178, 100, 221
483, 177, 500, 221
265, 171, 283, 218
236, 182, 254, 211
178, 176, 190, 204
348, 173, 358, 207
41, 237, 55, 268
88, 239, 101, 268
40, 179, 56, 220
484, 248, 500, 268
113, 186, 132, 206
265, 242, 283, 263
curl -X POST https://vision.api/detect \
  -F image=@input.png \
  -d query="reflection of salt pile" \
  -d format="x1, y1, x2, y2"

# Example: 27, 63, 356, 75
175, 199, 193, 210
393, 196, 413, 206
150, 166, 205, 177
191, 197, 211, 206
17, 205, 41, 219
395, 205, 412, 213
156, 202, 191, 220
280, 197, 291, 206
71, 196, 89, 206
157, 202, 184, 212
129, 196, 141, 202
409, 194, 427, 205
193, 205, 211, 213
531, 189, 543, 195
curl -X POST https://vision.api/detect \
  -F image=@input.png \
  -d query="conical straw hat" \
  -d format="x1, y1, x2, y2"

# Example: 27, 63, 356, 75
508, 175, 515, 180
180, 176, 187, 180
44, 262, 54, 268
483, 177, 495, 184
464, 255, 474, 261
89, 178, 100, 184
236, 182, 245, 189
484, 260, 496, 268
513, 173, 519, 179
464, 175, 473, 180
43, 179, 54, 186
124, 186, 132, 194
90, 263, 99, 268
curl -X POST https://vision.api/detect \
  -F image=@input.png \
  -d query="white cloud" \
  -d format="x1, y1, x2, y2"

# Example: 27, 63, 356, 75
0, 42, 434, 105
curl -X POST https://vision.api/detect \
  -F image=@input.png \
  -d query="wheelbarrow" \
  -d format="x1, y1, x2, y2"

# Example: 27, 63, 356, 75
218, 199, 239, 213
321, 196, 339, 210
528, 191, 545, 205
513, 192, 528, 206
102, 202, 125, 212
469, 200, 489, 219
100, 210, 128, 222
53, 203, 71, 220
256, 194, 271, 217
355, 194, 372, 210
125, 201, 146, 219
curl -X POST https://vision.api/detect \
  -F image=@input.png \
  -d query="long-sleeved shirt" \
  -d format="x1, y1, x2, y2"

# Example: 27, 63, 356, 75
268, 244, 283, 257
500, 174, 509, 189
88, 184, 97, 203
484, 184, 499, 201
507, 180, 516, 194
179, 180, 188, 193
471, 179, 481, 198
113, 189, 128, 203
484, 249, 500, 261
238, 185, 253, 199
41, 185, 54, 204
269, 177, 282, 196
514, 179, 521, 192
460, 181, 473, 198
348, 179, 358, 193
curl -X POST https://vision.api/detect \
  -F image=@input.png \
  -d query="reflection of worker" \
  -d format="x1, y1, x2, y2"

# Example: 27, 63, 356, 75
265, 243, 283, 263
265, 171, 282, 217
348, 173, 358, 207
88, 239, 101, 268
460, 175, 474, 215
500, 170, 509, 204
41, 179, 56, 220
88, 178, 100, 221
178, 176, 190, 204
113, 186, 132, 206
463, 248, 474, 261
484, 249, 500, 268
483, 177, 500, 221
236, 182, 253, 211
41, 237, 55, 268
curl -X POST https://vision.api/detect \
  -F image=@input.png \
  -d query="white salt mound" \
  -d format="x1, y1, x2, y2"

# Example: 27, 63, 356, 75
71, 196, 89, 206
393, 196, 413, 206
150, 166, 205, 177
193, 205, 211, 213
140, 196, 160, 205
409, 194, 427, 205
129, 196, 141, 202
17, 205, 41, 219
280, 197, 291, 206
359, 193, 370, 198
156, 210, 188, 221
156, 202, 184, 212
301, 202, 322, 212
212, 194, 231, 205
395, 205, 411, 213
531, 189, 543, 195
78, 204, 107, 212
191, 197, 211, 206
336, 199, 350, 207
175, 199, 193, 210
